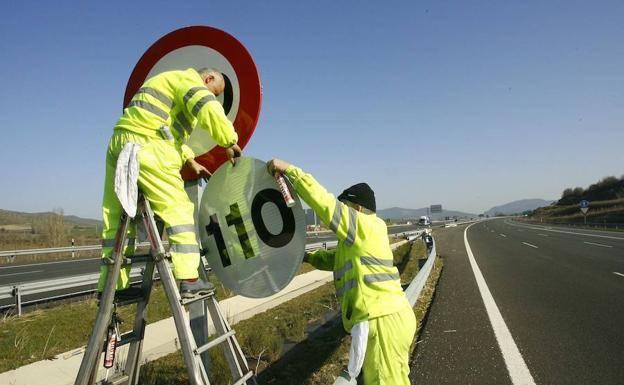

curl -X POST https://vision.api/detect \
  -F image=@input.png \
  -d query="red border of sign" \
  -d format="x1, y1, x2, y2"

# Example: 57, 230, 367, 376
124, 26, 262, 179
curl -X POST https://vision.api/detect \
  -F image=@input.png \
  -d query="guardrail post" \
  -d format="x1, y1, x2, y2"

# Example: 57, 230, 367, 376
71, 238, 75, 259
322, 242, 327, 250
12, 286, 22, 316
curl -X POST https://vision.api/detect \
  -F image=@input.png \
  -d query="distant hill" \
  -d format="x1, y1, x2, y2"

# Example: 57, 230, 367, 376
484, 199, 554, 216
377, 207, 476, 220
0, 209, 100, 227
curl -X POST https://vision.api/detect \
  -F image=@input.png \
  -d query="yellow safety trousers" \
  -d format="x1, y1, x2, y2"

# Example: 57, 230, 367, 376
97, 129, 199, 291
363, 304, 417, 385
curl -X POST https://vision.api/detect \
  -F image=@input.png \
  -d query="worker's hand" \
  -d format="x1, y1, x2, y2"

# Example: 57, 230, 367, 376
225, 143, 242, 166
185, 158, 212, 180
267, 159, 291, 176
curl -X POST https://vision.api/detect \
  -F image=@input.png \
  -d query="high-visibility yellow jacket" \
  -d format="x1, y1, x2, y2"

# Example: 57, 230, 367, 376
115, 68, 238, 162
285, 166, 410, 332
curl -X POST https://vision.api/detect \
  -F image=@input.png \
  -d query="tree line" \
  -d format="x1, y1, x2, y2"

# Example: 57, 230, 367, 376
559, 175, 624, 206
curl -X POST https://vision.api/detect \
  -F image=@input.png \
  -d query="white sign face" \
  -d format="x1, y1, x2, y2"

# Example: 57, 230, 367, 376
145, 45, 241, 156
198, 157, 306, 298
580, 207, 589, 215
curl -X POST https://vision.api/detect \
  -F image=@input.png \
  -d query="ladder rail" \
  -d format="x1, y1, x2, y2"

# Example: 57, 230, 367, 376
74, 212, 131, 385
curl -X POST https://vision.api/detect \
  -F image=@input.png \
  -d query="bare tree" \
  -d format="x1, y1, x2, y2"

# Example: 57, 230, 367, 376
44, 208, 66, 247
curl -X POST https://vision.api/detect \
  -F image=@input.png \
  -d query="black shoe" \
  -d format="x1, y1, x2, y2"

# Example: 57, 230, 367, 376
179, 279, 215, 299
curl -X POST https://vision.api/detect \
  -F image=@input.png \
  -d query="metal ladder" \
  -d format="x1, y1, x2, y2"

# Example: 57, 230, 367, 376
74, 195, 256, 385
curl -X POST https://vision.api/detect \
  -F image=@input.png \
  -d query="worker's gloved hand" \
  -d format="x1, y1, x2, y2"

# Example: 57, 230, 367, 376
226, 143, 242, 166
266, 158, 291, 175
185, 158, 212, 180
332, 370, 356, 385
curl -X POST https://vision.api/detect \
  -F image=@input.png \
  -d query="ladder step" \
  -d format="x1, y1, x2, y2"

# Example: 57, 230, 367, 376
117, 331, 140, 347
124, 253, 153, 264
195, 330, 236, 355
232, 371, 255, 385
180, 290, 216, 306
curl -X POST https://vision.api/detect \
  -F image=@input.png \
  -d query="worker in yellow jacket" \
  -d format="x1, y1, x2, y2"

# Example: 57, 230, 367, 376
267, 159, 417, 385
98, 68, 241, 298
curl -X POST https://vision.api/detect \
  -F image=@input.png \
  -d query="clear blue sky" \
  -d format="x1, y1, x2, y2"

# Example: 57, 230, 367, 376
1, 1, 622, 219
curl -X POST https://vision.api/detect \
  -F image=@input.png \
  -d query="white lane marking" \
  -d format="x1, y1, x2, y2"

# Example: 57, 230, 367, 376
537, 234, 548, 237
506, 221, 624, 241
464, 224, 536, 385
0, 269, 44, 277
584, 241, 613, 248
614, 272, 624, 278
0, 257, 100, 270
500, 234, 507, 237
522, 242, 538, 249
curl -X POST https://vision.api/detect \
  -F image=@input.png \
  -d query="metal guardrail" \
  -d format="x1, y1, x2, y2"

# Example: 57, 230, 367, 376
405, 235, 437, 307
0, 230, 424, 315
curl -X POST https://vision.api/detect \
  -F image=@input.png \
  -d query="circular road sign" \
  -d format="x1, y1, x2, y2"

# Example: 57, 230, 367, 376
123, 26, 262, 180
198, 157, 306, 298
580, 200, 590, 209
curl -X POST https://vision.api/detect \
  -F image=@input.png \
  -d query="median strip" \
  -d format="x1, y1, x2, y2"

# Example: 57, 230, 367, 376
522, 242, 538, 249
613, 272, 624, 278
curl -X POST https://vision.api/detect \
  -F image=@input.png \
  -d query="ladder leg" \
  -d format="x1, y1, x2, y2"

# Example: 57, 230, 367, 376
75, 213, 131, 385
140, 198, 206, 385
205, 296, 254, 383
123, 258, 157, 385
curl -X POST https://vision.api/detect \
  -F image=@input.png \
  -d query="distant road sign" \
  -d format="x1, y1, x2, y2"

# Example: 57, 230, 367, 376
198, 157, 306, 298
430, 204, 443, 213
124, 26, 262, 179
580, 200, 589, 209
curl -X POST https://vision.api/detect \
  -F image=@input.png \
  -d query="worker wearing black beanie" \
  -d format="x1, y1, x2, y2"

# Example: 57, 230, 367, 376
267, 158, 416, 385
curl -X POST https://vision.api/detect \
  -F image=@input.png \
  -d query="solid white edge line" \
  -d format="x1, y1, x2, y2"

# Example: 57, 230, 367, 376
505, 220, 624, 241
613, 272, 624, 278
500, 234, 507, 237
583, 241, 613, 248
522, 242, 538, 249
464, 223, 536, 385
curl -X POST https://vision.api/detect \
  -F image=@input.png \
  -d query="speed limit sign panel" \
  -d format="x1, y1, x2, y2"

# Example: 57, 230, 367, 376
124, 26, 262, 179
198, 157, 305, 298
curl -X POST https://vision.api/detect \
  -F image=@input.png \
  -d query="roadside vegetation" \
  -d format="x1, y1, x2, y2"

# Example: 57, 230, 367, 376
525, 175, 624, 226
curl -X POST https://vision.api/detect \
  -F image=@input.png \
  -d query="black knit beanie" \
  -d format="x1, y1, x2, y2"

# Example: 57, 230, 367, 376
337, 183, 376, 213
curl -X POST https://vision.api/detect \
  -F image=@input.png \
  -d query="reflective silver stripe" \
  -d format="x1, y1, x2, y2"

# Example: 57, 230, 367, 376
345, 207, 358, 246
360, 255, 393, 267
336, 279, 357, 297
127, 100, 169, 120
183, 87, 208, 106
333, 260, 353, 281
363, 273, 400, 284
137, 87, 173, 108
329, 201, 342, 232
191, 95, 217, 117
177, 112, 192, 133
102, 239, 116, 248
172, 120, 185, 137
167, 224, 196, 236
170, 244, 199, 253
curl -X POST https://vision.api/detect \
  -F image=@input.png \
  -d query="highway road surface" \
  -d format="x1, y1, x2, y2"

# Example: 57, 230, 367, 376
411, 219, 624, 385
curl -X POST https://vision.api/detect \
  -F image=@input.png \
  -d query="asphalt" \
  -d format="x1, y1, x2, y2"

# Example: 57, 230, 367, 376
411, 218, 624, 384
410, 223, 512, 385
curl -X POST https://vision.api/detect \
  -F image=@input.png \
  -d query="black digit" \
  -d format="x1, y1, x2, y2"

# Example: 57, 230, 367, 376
251, 189, 296, 248
204, 214, 231, 267
225, 203, 255, 259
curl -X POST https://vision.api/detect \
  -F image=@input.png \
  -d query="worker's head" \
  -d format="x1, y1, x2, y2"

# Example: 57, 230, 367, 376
197, 67, 226, 96
338, 183, 376, 214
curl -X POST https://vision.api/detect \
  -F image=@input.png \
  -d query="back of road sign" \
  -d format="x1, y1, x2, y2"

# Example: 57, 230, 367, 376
198, 157, 306, 298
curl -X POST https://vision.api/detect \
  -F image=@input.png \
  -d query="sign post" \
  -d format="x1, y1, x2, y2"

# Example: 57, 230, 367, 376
580, 200, 590, 225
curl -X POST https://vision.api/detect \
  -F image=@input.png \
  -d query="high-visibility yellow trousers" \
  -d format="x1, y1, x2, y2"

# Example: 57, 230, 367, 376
97, 129, 200, 291
362, 304, 417, 385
